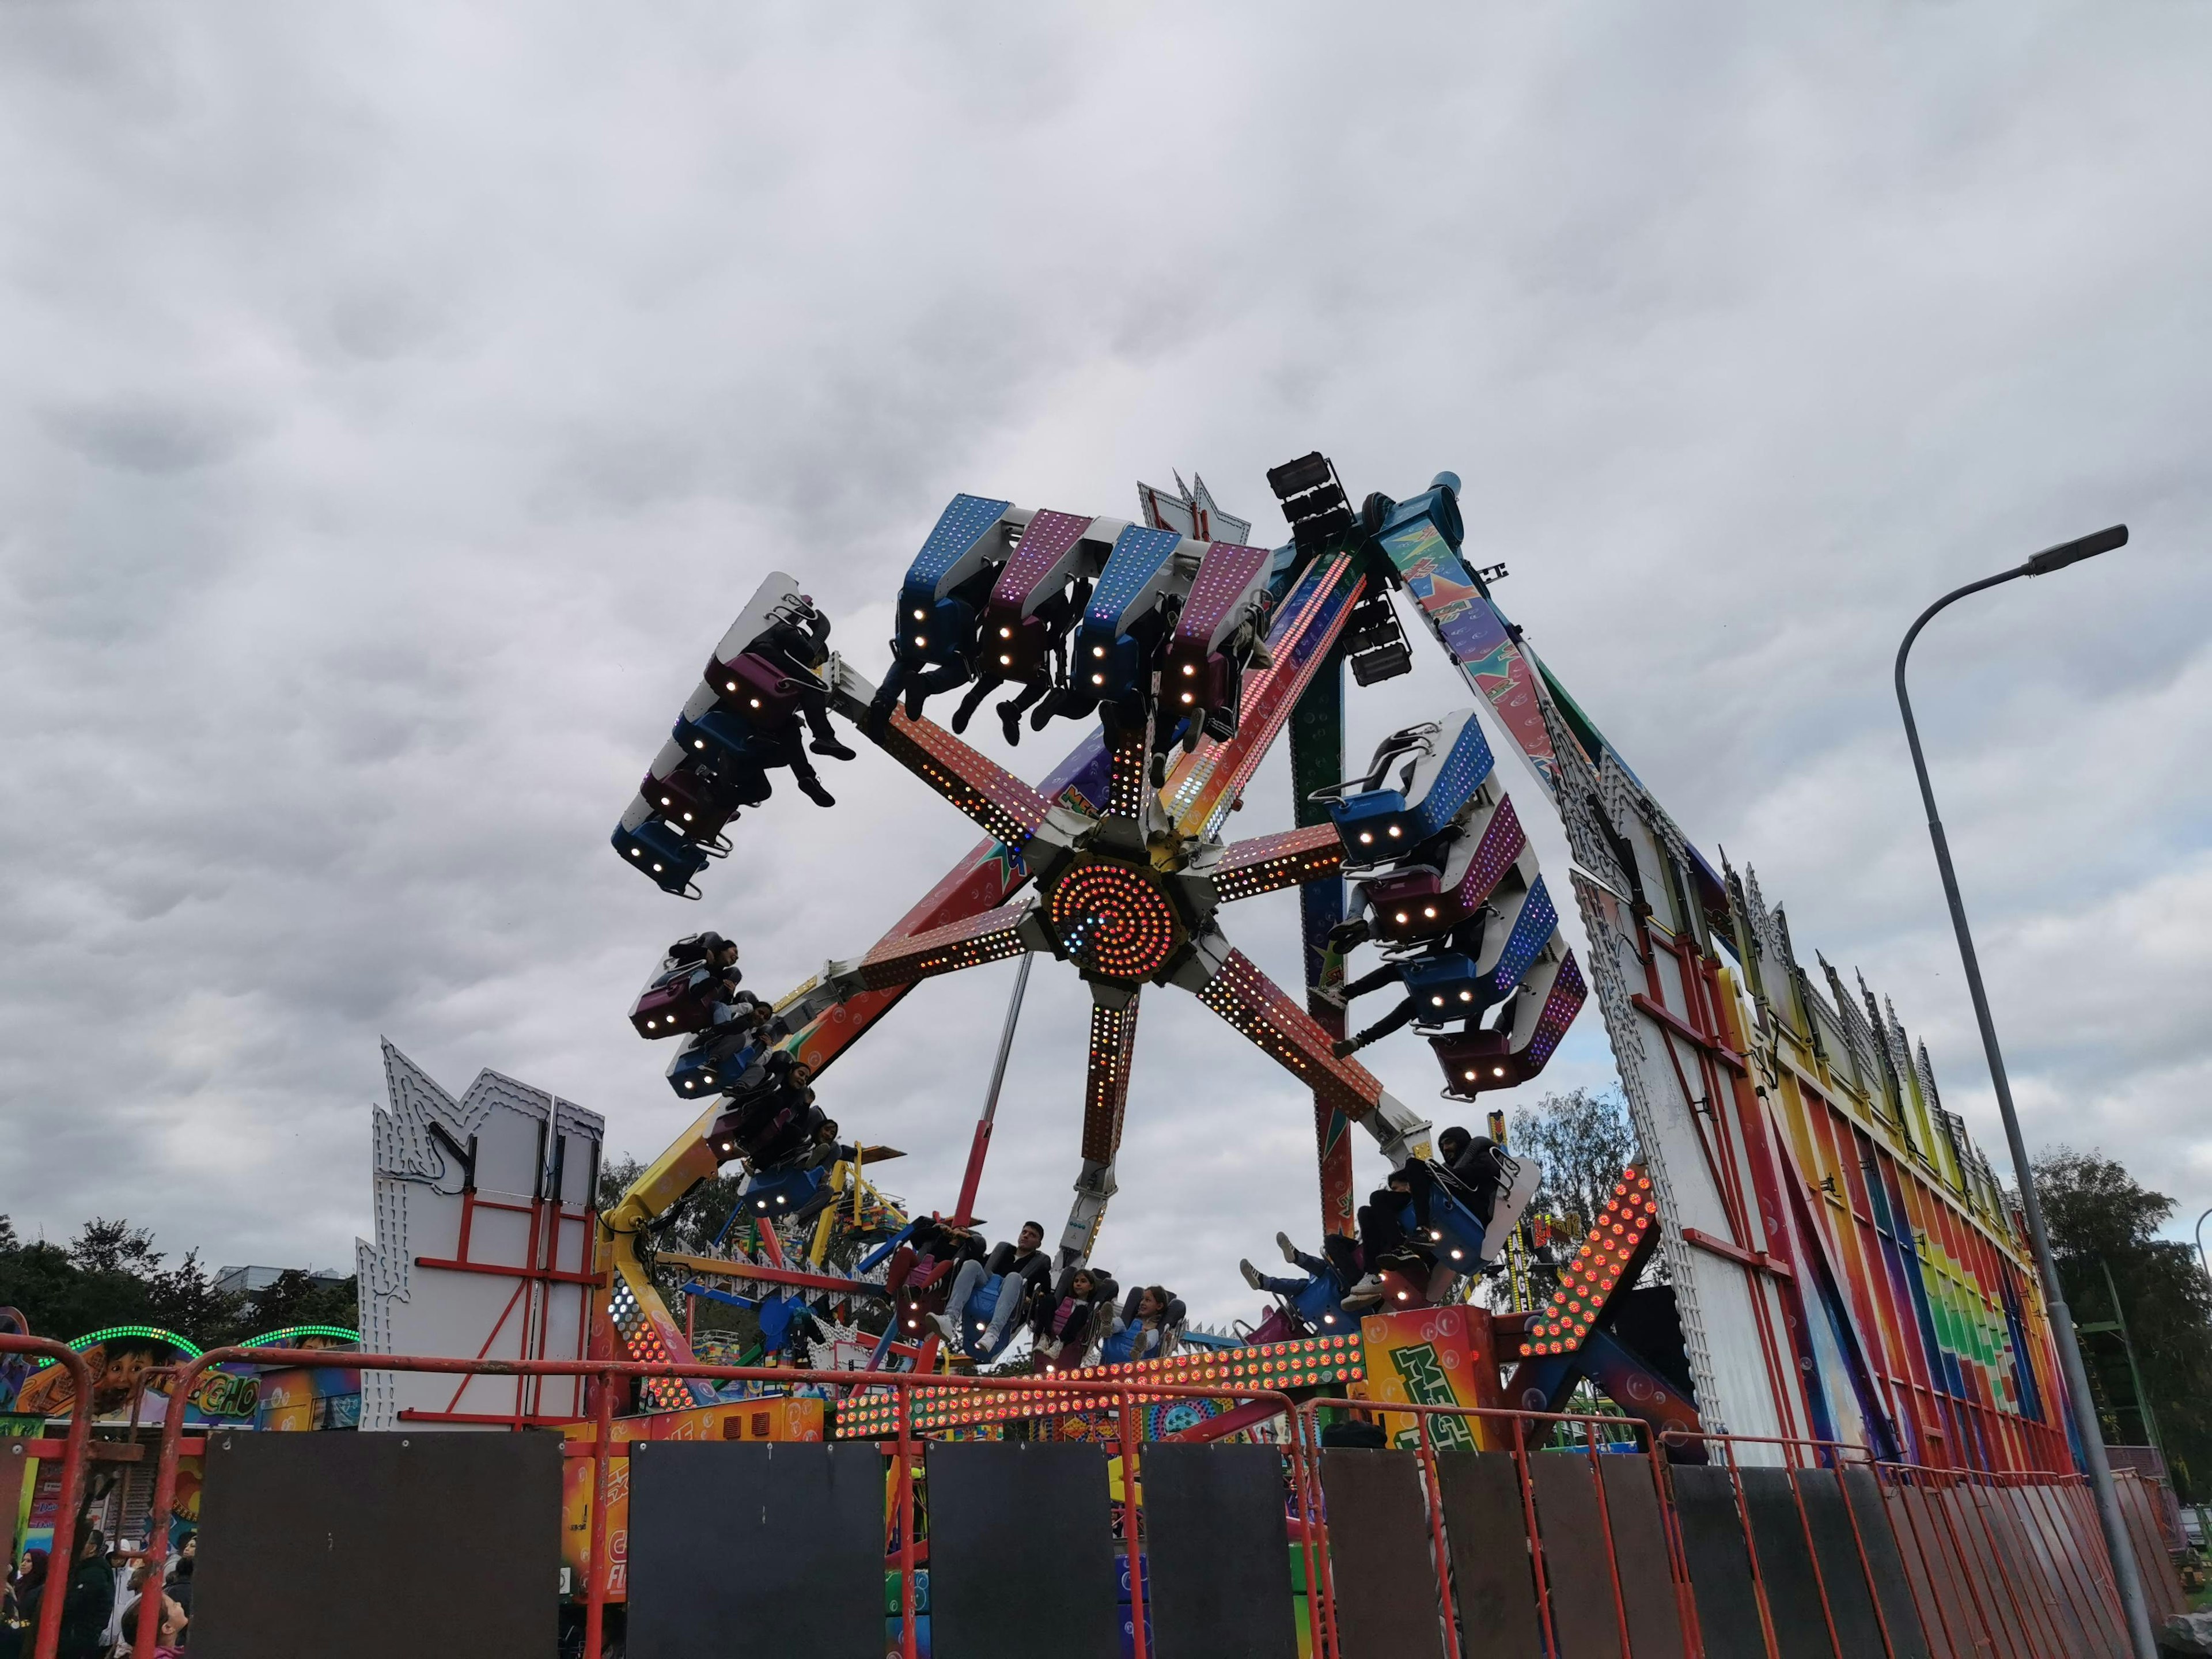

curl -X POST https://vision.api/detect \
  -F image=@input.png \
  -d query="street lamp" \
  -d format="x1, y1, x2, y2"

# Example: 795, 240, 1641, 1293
2196, 1207, 2211, 1287
1895, 522, 2160, 1659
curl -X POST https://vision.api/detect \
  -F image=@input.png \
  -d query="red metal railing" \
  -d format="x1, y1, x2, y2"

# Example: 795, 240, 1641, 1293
126, 1349, 1313, 1659
1, 1334, 99, 1659
52, 1342, 2126, 1659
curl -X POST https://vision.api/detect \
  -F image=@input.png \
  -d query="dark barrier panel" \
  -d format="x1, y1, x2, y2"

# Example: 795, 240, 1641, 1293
1975, 1484, 2067, 1658
1788, 1469, 1891, 1659
1669, 1465, 1770, 1659
1838, 1468, 1934, 1659
1434, 1450, 1544, 1657
1597, 1456, 1687, 1659
192, 1430, 559, 1659
1140, 1443, 1297, 1659
1737, 1467, 1838, 1659
2017, 1483, 2124, 1659
926, 1440, 1120, 1659
1320, 1448, 1445, 1659
1529, 1452, 1624, 1659
1895, 1484, 1983, 1659
1936, 1484, 2031, 1659
628, 1440, 884, 1658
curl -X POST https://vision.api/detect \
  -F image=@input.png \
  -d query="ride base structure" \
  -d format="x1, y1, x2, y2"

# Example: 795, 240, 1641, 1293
591, 457, 2074, 1485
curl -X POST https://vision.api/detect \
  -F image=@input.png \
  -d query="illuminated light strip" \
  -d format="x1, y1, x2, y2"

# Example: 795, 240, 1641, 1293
1521, 1168, 1658, 1355
1105, 724, 1152, 821
987, 509, 1093, 607
833, 1333, 1367, 1437
1162, 552, 1365, 840
1522, 952, 1586, 1067
1210, 824, 1346, 903
903, 493, 1014, 591
31, 1325, 205, 1372
879, 710, 1054, 847
239, 1325, 361, 1349
1080, 998, 1142, 1162
856, 902, 1035, 991
1196, 948, 1384, 1120
1173, 541, 1271, 650
1454, 793, 1527, 908
1479, 877, 1558, 999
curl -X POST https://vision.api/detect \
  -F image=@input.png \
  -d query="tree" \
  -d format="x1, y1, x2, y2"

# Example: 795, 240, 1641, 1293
1510, 1086, 1639, 1236
2034, 1146, 2212, 1502
1506, 1086, 1651, 1310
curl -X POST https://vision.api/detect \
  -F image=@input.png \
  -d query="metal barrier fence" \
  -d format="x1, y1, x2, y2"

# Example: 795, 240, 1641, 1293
0, 1336, 2133, 1659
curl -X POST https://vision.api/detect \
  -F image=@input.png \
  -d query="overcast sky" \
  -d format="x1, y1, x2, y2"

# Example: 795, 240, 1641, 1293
4, 5, 2209, 1331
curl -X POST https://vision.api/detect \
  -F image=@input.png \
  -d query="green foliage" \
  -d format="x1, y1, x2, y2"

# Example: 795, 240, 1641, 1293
1508, 1086, 1650, 1309
0, 1215, 359, 1352
2035, 1146, 2212, 1502
1510, 1085, 1639, 1237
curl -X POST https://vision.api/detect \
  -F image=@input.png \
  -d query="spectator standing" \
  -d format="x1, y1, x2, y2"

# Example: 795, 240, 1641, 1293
53, 1527, 113, 1659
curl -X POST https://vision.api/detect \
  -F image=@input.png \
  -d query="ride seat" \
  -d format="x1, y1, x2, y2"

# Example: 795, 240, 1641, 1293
612, 798, 709, 896
708, 650, 808, 729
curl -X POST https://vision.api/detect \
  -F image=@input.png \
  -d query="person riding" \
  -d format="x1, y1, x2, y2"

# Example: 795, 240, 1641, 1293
931, 1220, 1052, 1352
1031, 1267, 1106, 1372
745, 597, 856, 764
1324, 908, 1491, 1060
1241, 1229, 1360, 1302
1105, 1285, 1179, 1363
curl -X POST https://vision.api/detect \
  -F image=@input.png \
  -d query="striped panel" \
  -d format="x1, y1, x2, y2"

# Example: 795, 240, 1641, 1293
1162, 552, 1365, 839
988, 509, 1094, 612
1174, 541, 1271, 653
1084, 525, 1184, 634
902, 493, 1014, 597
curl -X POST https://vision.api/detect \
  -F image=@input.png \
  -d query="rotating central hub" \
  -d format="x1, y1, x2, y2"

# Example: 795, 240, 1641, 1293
1044, 858, 1184, 982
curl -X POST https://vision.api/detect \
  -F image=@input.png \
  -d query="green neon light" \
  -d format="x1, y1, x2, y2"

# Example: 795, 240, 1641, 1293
30, 1324, 206, 1373
239, 1325, 361, 1350
67, 1325, 203, 1358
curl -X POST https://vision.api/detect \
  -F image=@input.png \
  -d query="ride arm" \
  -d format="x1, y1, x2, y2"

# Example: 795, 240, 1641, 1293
795, 901, 1044, 1007
828, 657, 1056, 848
1193, 947, 1431, 1165
1160, 549, 1367, 840
1202, 824, 1344, 903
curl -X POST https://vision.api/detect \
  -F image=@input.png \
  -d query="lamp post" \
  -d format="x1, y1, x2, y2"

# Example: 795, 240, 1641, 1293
2196, 1207, 2211, 1287
1894, 522, 2159, 1659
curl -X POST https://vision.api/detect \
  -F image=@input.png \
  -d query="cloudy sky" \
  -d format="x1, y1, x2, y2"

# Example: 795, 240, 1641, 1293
4, 4, 2209, 1330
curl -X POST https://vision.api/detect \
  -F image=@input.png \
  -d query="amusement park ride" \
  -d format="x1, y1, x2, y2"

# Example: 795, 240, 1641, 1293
584, 452, 2081, 1486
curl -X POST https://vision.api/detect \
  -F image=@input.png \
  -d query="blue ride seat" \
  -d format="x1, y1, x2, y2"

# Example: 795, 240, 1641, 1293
1287, 1270, 1350, 1335
666, 1027, 763, 1100
1322, 708, 1496, 866
672, 704, 783, 775
945, 1273, 1027, 1362
1397, 1181, 1494, 1270
737, 1163, 827, 1217
1400, 949, 1500, 1027
612, 798, 710, 897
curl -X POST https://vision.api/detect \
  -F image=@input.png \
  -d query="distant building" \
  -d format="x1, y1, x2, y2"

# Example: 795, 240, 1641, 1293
214, 1264, 350, 1298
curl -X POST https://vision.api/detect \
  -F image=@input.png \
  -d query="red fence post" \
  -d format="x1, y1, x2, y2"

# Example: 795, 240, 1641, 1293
1412, 1410, 1463, 1659
1117, 1391, 1150, 1659
896, 1384, 918, 1659
1, 1337, 96, 1659
584, 1362, 615, 1659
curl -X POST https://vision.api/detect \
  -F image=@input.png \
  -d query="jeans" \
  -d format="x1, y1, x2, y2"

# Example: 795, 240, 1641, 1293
1256, 1256, 1318, 1309
942, 1259, 1026, 1346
